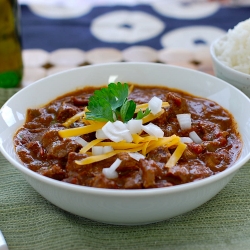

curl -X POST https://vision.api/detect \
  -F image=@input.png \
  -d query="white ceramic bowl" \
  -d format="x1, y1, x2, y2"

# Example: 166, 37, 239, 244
210, 35, 250, 97
1, 63, 250, 225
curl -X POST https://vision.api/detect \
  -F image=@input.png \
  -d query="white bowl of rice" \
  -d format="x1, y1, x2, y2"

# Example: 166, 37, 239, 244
210, 18, 250, 97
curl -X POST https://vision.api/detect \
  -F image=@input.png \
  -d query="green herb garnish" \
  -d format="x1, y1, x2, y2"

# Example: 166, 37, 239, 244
136, 108, 151, 120
86, 82, 150, 122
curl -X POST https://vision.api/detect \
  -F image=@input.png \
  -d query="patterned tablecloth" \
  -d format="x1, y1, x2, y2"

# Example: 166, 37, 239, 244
1, 0, 250, 105
1, 1, 250, 249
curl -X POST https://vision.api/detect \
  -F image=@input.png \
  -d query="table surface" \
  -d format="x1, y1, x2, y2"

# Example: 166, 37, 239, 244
1, 1, 250, 249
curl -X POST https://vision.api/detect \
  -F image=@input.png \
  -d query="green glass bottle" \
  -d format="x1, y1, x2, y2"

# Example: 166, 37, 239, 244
0, 0, 23, 88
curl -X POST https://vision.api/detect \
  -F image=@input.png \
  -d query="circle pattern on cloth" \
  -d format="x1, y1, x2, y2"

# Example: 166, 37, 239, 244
158, 48, 195, 64
151, 1, 219, 19
161, 26, 226, 50
90, 10, 165, 43
22, 67, 47, 87
122, 46, 158, 62
49, 48, 86, 66
86, 48, 122, 64
22, 49, 49, 67
28, 3, 92, 19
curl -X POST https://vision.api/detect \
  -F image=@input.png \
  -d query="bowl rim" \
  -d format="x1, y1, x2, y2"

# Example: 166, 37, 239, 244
1, 62, 250, 196
210, 35, 250, 78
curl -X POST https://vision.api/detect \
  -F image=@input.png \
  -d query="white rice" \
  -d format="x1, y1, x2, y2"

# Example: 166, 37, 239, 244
214, 18, 250, 74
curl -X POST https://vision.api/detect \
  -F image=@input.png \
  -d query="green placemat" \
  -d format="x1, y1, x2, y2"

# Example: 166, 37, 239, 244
0, 88, 21, 107
1, 152, 250, 250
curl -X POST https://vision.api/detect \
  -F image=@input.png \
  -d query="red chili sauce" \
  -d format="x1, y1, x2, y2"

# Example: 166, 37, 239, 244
14, 85, 242, 189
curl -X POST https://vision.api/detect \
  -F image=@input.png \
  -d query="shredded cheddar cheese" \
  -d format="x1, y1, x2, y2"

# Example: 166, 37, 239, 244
58, 97, 186, 169
132, 134, 158, 144
62, 111, 86, 127
165, 142, 187, 169
58, 123, 105, 138
79, 139, 103, 154
141, 140, 151, 156
129, 84, 134, 94
135, 102, 169, 113
142, 109, 164, 124
145, 135, 180, 154
97, 141, 141, 150
76, 150, 118, 165
76, 145, 144, 165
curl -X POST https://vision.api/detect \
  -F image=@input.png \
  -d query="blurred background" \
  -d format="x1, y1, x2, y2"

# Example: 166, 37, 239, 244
1, 0, 250, 105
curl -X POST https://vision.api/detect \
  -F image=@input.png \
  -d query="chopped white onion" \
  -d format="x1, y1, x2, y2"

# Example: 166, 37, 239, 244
128, 152, 145, 161
118, 130, 133, 143
113, 120, 127, 131
92, 146, 114, 155
102, 121, 133, 142
176, 113, 192, 130
96, 129, 108, 139
148, 96, 162, 115
102, 121, 123, 142
180, 137, 193, 144
103, 146, 114, 154
92, 146, 103, 156
74, 137, 88, 147
126, 119, 142, 134
142, 123, 164, 138
102, 158, 122, 179
102, 168, 118, 179
189, 131, 202, 144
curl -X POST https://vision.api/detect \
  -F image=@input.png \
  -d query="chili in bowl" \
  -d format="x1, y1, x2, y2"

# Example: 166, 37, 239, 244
1, 63, 250, 225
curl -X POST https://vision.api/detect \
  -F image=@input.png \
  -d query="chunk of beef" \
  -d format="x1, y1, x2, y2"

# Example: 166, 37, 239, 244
65, 152, 89, 172
121, 172, 143, 189
41, 125, 82, 158
187, 143, 204, 154
38, 164, 66, 180
199, 120, 221, 141
46, 138, 82, 158
15, 145, 34, 164
167, 160, 213, 184
152, 110, 169, 129
139, 159, 163, 188
56, 102, 81, 123
26, 109, 42, 122
71, 94, 92, 106
181, 148, 198, 161
64, 152, 94, 185
203, 139, 227, 152
203, 149, 231, 172
147, 146, 171, 167
202, 131, 229, 152
166, 92, 189, 114
26, 140, 46, 159
25, 109, 55, 129
14, 128, 34, 146
41, 125, 64, 148
46, 101, 61, 114
162, 119, 180, 137
181, 143, 204, 161
28, 160, 46, 172
115, 152, 143, 189
88, 174, 118, 189
116, 152, 140, 172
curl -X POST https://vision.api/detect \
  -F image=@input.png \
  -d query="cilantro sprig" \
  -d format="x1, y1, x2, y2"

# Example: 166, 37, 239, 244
136, 108, 151, 119
86, 82, 150, 122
